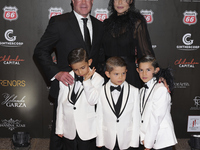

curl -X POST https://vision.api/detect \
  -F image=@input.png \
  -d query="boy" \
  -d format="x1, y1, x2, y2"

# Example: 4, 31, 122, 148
96, 56, 140, 150
137, 55, 177, 150
55, 48, 104, 150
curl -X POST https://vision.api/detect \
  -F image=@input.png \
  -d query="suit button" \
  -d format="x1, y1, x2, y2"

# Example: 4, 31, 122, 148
117, 119, 119, 122
73, 107, 76, 110
141, 120, 143, 123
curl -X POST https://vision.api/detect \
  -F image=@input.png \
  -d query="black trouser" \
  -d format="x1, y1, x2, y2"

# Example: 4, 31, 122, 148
50, 98, 65, 150
63, 133, 96, 150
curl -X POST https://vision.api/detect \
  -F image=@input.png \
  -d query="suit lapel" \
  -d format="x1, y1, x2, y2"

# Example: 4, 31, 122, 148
118, 81, 130, 117
68, 12, 86, 49
104, 81, 115, 113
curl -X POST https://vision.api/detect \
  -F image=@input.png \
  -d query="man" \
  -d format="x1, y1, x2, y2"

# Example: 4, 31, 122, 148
33, 0, 104, 149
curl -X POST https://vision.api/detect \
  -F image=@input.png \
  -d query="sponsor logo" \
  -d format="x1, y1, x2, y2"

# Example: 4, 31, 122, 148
183, 11, 198, 25
190, 96, 200, 110
0, 80, 26, 87
3, 6, 18, 21
174, 58, 199, 68
187, 116, 200, 132
140, 10, 154, 24
176, 33, 199, 51
94, 9, 108, 22
0, 55, 24, 65
1, 93, 26, 108
174, 82, 190, 88
48, 7, 63, 19
0, 29, 23, 47
0, 118, 25, 131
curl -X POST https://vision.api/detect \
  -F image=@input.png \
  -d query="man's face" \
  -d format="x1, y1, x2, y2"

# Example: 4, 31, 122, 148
72, 0, 93, 18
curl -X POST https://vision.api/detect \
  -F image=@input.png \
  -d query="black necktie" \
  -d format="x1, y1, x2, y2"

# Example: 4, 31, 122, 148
110, 85, 121, 92
75, 75, 83, 83
82, 18, 91, 53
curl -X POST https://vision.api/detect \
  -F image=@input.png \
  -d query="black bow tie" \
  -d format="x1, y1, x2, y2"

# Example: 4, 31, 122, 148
75, 76, 83, 83
110, 85, 121, 92
143, 83, 148, 89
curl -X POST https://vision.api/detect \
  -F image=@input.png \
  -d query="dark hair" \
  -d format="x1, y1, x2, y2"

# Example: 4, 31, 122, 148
138, 55, 174, 92
68, 48, 89, 65
106, 56, 127, 72
108, 0, 136, 15
137, 55, 159, 69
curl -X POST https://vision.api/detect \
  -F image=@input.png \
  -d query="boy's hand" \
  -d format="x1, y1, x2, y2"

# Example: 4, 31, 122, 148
57, 134, 63, 138
84, 67, 96, 81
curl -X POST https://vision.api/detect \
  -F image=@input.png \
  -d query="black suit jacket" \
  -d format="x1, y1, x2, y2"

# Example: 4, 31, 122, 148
33, 11, 104, 98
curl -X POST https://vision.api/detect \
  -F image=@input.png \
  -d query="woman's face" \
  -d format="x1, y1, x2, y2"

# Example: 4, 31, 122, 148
114, 0, 131, 15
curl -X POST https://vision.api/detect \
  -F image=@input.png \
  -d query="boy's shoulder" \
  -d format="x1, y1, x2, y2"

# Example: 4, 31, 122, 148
92, 71, 104, 80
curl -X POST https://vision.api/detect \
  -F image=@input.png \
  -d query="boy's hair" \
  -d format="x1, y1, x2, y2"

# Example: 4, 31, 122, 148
138, 55, 174, 92
137, 55, 159, 69
68, 48, 89, 65
106, 56, 127, 72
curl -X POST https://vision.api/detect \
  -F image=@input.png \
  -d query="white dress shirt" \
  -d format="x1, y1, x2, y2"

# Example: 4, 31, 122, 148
110, 82, 124, 104
74, 10, 93, 43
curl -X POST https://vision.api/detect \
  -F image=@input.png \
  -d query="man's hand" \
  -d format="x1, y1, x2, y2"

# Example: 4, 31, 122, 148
55, 71, 74, 86
84, 67, 96, 81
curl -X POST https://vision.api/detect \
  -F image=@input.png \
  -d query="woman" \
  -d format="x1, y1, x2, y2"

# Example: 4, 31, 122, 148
101, 0, 155, 88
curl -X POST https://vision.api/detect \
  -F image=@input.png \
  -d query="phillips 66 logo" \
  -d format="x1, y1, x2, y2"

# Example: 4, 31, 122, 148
183, 11, 198, 25
95, 9, 108, 22
3, 6, 18, 21
48, 7, 63, 19
140, 10, 154, 24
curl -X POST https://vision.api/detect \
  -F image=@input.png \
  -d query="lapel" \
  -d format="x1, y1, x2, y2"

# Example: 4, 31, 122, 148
67, 71, 84, 105
104, 80, 130, 118
68, 12, 86, 50
119, 81, 130, 115
140, 78, 157, 116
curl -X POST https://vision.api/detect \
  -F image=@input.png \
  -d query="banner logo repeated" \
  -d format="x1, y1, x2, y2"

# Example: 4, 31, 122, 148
183, 11, 198, 25
3, 6, 18, 21
94, 9, 108, 22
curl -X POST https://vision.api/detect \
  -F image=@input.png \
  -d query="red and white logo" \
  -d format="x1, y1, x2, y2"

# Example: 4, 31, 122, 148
183, 10, 198, 25
48, 7, 63, 19
140, 10, 154, 24
3, 6, 18, 21
94, 9, 108, 22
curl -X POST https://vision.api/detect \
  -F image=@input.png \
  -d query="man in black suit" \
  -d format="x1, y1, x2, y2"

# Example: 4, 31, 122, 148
33, 0, 104, 149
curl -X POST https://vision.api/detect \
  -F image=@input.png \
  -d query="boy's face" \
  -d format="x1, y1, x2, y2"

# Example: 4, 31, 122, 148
70, 59, 92, 78
105, 66, 127, 85
137, 62, 159, 83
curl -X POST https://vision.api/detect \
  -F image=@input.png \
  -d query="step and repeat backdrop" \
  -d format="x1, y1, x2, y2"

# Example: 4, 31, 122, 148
0, 0, 200, 138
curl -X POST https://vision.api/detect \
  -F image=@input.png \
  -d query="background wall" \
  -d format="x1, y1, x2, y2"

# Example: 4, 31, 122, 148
0, 0, 200, 138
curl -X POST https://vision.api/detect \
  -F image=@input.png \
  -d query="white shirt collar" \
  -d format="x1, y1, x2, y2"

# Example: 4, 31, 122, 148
145, 77, 157, 88
73, 10, 91, 22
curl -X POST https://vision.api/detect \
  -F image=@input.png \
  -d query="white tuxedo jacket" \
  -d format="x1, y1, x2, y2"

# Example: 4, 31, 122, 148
96, 80, 140, 150
139, 78, 177, 149
55, 71, 104, 140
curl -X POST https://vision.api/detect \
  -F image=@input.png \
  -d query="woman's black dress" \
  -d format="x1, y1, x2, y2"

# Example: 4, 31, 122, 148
101, 11, 155, 88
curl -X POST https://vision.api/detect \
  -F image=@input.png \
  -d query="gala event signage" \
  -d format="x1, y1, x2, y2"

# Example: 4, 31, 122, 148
0, 0, 200, 139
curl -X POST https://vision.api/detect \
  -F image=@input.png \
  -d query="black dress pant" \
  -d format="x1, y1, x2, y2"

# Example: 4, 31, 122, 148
50, 98, 65, 150
63, 133, 96, 150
